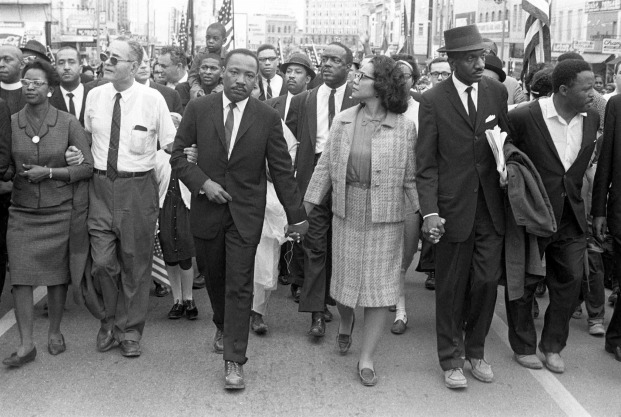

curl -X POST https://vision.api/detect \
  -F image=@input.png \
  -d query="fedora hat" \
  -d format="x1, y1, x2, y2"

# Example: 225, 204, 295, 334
21, 40, 50, 62
438, 25, 487, 53
279, 53, 316, 80
484, 54, 506, 82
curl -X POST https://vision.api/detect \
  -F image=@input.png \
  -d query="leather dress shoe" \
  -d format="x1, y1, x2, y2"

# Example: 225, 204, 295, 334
291, 284, 301, 303
513, 353, 543, 369
589, 323, 606, 336
572, 306, 582, 319
250, 311, 268, 335
326, 296, 336, 306
609, 288, 619, 305
192, 274, 206, 290
336, 315, 355, 355
468, 358, 493, 382
539, 344, 565, 373
357, 362, 378, 386
278, 274, 290, 285
168, 300, 185, 319
425, 271, 436, 290
213, 329, 224, 354
308, 313, 326, 337
48, 334, 66, 356
323, 306, 333, 322
532, 299, 540, 318
605, 343, 621, 362
3, 346, 37, 367
224, 360, 245, 390
444, 368, 467, 389
390, 319, 407, 335
120, 340, 141, 357
388, 305, 397, 312
184, 299, 198, 320
96, 328, 119, 352
535, 281, 547, 298
154, 282, 169, 297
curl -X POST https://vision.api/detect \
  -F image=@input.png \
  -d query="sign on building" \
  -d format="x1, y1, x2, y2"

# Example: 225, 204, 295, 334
552, 43, 572, 53
573, 40, 595, 50
603, 38, 621, 53
586, 0, 621, 13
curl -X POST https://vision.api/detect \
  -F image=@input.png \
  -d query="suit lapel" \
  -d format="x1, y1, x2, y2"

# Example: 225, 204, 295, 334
341, 84, 357, 110
52, 89, 68, 113
575, 110, 597, 161
213, 93, 226, 151
233, 98, 257, 148
530, 101, 563, 165
277, 96, 287, 120
307, 88, 318, 150
474, 79, 488, 132
38, 105, 59, 140
444, 77, 472, 128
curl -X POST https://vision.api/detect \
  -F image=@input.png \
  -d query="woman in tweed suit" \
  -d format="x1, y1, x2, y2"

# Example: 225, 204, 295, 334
304, 56, 418, 386
0, 60, 93, 367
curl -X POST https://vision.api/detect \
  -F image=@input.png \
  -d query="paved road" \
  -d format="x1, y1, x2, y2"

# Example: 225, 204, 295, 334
0, 260, 619, 417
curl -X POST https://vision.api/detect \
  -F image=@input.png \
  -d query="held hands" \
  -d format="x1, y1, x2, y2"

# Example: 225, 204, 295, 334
20, 164, 49, 183
201, 179, 232, 204
422, 215, 446, 244
184, 144, 198, 164
593, 216, 607, 243
65, 146, 84, 166
285, 221, 309, 243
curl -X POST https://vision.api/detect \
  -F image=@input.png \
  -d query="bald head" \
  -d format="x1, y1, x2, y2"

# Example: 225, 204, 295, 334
0, 44, 24, 83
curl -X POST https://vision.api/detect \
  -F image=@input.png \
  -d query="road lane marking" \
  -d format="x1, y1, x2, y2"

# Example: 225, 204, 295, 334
0, 287, 48, 338
491, 313, 592, 417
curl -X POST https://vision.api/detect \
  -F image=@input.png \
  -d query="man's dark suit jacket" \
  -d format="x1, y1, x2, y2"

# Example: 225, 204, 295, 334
285, 83, 357, 196
264, 93, 288, 120
258, 73, 288, 101
149, 80, 184, 114
49, 83, 93, 126
509, 99, 598, 238
593, 95, 621, 234
170, 92, 306, 245
416, 76, 509, 242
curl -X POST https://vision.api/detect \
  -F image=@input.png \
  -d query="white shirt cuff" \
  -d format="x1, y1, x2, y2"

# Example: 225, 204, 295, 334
423, 213, 438, 219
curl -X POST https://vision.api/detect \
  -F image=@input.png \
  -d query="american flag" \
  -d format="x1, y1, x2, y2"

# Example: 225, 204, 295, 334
305, 47, 319, 70
152, 235, 170, 287
218, 0, 234, 50
178, 11, 188, 52
277, 38, 284, 62
185, 0, 195, 57
522, 0, 551, 80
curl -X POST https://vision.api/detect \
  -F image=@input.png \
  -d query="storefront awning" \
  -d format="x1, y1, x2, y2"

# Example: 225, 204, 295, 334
581, 53, 615, 64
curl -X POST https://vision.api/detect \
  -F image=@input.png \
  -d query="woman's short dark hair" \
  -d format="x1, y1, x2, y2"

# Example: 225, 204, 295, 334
392, 53, 421, 84
370, 55, 409, 114
22, 60, 60, 88
530, 68, 553, 99
552, 59, 592, 93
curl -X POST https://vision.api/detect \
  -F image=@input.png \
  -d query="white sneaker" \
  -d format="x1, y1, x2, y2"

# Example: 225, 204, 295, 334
589, 323, 606, 336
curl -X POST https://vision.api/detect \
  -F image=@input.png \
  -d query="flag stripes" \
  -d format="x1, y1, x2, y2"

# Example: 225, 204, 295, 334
522, 0, 551, 79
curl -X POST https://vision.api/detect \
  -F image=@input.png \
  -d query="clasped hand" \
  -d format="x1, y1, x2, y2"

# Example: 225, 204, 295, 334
20, 164, 48, 183
422, 215, 446, 244
285, 221, 309, 243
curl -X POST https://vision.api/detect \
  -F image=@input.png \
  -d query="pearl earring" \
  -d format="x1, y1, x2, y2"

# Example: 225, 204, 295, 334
47, 92, 52, 97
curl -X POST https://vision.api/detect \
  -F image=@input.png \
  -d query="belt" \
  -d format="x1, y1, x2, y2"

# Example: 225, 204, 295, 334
93, 168, 152, 178
346, 181, 371, 189
314, 152, 322, 166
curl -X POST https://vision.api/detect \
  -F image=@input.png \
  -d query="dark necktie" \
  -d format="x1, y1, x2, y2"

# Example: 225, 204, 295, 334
67, 92, 76, 117
328, 88, 336, 128
466, 86, 476, 127
225, 102, 237, 155
266, 78, 272, 99
107, 92, 122, 180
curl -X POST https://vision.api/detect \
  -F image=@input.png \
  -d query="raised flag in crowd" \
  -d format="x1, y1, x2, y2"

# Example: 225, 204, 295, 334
522, 0, 551, 78
218, 0, 234, 50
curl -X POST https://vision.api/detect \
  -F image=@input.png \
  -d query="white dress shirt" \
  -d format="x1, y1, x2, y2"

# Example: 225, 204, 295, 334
284, 91, 294, 120
403, 96, 420, 130
452, 75, 478, 114
60, 83, 84, 118
84, 81, 176, 171
315, 82, 347, 153
262, 73, 283, 99
539, 95, 584, 172
222, 94, 249, 158
166, 72, 188, 89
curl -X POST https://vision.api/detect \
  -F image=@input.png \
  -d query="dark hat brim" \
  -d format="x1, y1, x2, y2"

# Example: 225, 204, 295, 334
279, 62, 316, 80
485, 65, 506, 82
437, 43, 487, 53
20, 48, 50, 62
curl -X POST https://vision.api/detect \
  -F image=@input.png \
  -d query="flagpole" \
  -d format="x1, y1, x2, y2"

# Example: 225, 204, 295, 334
231, 0, 236, 49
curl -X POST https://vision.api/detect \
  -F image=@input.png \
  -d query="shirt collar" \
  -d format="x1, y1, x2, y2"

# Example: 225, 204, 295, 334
0, 81, 22, 91
60, 83, 84, 97
452, 75, 478, 96
222, 93, 249, 114
319, 82, 347, 95
109, 81, 139, 103
541, 94, 587, 121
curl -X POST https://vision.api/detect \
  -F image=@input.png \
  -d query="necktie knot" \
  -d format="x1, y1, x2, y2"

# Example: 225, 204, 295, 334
67, 92, 74, 98
229, 102, 237, 110
115, 92, 122, 101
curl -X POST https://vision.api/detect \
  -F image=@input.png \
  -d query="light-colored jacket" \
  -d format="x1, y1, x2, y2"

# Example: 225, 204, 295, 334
305, 105, 418, 222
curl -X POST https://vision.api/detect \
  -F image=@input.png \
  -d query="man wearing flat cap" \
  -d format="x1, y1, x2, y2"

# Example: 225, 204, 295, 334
416, 24, 510, 389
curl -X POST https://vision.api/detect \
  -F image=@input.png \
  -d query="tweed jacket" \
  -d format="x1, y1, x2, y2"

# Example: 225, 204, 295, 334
3, 105, 93, 209
305, 105, 418, 222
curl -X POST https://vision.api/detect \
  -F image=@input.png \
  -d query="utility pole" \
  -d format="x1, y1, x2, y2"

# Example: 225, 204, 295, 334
96, 0, 101, 57
427, 0, 433, 58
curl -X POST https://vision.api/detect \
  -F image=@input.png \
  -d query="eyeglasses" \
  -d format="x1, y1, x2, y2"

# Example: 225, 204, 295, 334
353, 71, 375, 82
20, 78, 48, 88
321, 55, 344, 65
258, 56, 278, 63
100, 52, 133, 66
430, 71, 451, 78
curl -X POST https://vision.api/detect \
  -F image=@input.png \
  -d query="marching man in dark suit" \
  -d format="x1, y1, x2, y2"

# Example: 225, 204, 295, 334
507, 59, 598, 372
592, 77, 621, 363
50, 47, 92, 127
171, 49, 308, 390
416, 25, 509, 389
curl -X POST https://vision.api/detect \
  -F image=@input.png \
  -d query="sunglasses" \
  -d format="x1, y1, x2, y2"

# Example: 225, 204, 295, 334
100, 52, 133, 66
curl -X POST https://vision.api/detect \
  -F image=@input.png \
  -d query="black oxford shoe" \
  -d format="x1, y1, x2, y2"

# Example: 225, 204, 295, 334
605, 343, 621, 362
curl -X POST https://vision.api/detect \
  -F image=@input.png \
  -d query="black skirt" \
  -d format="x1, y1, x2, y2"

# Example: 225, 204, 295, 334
158, 174, 195, 263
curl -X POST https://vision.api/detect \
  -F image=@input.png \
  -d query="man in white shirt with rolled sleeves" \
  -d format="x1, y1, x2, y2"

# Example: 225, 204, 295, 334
84, 37, 176, 358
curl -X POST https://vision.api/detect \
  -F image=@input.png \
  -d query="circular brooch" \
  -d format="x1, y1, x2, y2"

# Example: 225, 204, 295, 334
32, 136, 40, 144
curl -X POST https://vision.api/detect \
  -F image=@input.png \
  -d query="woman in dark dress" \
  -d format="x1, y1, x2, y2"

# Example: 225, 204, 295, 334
0, 60, 93, 367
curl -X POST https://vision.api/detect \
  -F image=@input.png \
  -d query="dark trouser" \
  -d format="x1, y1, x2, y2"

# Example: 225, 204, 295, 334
613, 236, 621, 291
435, 191, 503, 371
577, 249, 605, 325
194, 207, 257, 365
294, 191, 332, 313
88, 173, 159, 342
607, 234, 621, 347
505, 207, 585, 355
0, 194, 9, 303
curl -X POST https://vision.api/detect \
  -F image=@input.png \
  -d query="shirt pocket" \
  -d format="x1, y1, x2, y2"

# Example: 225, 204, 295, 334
128, 125, 150, 156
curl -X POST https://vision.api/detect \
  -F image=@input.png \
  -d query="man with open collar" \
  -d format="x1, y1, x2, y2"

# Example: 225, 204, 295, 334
416, 25, 509, 389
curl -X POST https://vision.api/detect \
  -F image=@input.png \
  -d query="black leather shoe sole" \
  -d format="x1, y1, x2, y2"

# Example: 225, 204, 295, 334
605, 343, 621, 362
97, 332, 119, 352
3, 346, 37, 367
120, 341, 141, 357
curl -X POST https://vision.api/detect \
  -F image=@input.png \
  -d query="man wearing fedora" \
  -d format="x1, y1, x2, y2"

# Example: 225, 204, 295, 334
416, 24, 509, 389
265, 53, 316, 121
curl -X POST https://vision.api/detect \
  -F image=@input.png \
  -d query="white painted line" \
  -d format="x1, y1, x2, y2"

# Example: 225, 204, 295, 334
491, 313, 592, 417
0, 286, 48, 338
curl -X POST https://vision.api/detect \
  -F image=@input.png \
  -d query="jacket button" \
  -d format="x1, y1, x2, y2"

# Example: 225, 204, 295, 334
474, 188, 478, 192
